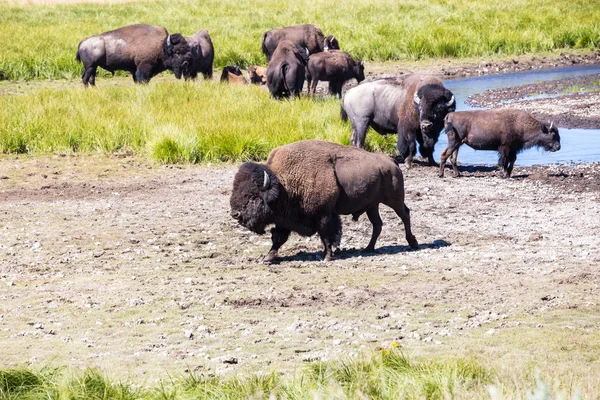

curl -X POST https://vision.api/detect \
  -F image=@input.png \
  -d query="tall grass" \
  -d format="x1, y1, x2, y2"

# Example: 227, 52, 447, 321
0, 349, 493, 399
0, 80, 396, 161
0, 0, 599, 81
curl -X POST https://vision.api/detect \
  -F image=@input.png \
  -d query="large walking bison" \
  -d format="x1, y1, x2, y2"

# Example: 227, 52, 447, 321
230, 140, 419, 263
266, 41, 307, 99
341, 75, 455, 167
440, 109, 561, 178
262, 24, 339, 61
306, 50, 364, 98
76, 24, 193, 86
185, 29, 214, 80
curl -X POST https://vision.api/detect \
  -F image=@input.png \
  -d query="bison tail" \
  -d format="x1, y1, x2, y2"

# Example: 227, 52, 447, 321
340, 103, 348, 122
261, 32, 270, 60
75, 48, 81, 63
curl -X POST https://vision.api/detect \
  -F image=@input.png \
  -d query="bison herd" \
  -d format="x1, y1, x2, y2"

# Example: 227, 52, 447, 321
76, 23, 563, 262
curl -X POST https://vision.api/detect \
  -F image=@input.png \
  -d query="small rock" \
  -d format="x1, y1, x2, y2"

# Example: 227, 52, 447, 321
184, 330, 194, 339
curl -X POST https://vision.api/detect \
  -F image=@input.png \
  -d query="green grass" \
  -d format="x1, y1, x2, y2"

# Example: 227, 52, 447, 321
0, 80, 396, 161
0, 0, 598, 81
0, 348, 493, 399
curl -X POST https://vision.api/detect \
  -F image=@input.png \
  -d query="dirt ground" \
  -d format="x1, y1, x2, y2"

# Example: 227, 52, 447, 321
2, 54, 600, 389
1, 152, 600, 385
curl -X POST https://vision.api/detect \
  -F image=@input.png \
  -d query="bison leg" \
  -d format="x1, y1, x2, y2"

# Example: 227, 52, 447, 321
317, 213, 342, 262
81, 66, 97, 87
397, 129, 417, 168
264, 226, 291, 263
350, 117, 370, 148
506, 151, 517, 177
134, 66, 152, 84
364, 206, 383, 252
498, 148, 512, 178
439, 142, 462, 178
451, 149, 461, 178
393, 204, 418, 250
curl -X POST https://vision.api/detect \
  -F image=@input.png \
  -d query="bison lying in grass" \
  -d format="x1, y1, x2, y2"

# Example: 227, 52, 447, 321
230, 140, 419, 263
440, 109, 561, 178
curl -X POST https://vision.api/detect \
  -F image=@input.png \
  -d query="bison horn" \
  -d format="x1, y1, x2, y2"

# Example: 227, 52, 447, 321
446, 95, 455, 108
413, 91, 421, 105
260, 171, 270, 191
550, 121, 554, 130
166, 35, 172, 46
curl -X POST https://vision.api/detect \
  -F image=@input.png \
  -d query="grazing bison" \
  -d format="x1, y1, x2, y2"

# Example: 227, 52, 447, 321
341, 74, 455, 167
186, 29, 214, 80
266, 41, 307, 99
306, 50, 364, 98
439, 109, 561, 178
248, 65, 267, 85
230, 140, 419, 263
262, 24, 339, 61
76, 24, 192, 87
220, 65, 246, 84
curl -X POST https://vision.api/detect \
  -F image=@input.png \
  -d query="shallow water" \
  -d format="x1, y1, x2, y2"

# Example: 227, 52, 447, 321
438, 65, 600, 166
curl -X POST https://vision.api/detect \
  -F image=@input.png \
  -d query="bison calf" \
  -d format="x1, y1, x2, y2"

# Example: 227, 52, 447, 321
220, 65, 247, 84
248, 65, 267, 85
440, 109, 561, 178
230, 140, 418, 263
306, 50, 364, 98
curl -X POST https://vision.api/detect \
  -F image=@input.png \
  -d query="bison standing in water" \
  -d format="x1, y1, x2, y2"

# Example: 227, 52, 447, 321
262, 24, 339, 61
440, 109, 561, 178
341, 74, 455, 167
230, 140, 419, 263
76, 24, 193, 86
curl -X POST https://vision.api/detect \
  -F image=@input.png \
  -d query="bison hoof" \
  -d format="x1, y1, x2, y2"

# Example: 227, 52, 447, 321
408, 237, 419, 250
263, 251, 278, 264
362, 246, 375, 253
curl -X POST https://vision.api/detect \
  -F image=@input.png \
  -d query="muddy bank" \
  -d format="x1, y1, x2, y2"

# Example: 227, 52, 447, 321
468, 74, 600, 129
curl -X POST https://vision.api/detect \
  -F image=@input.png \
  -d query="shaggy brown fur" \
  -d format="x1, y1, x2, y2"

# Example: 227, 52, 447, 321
440, 109, 561, 178
306, 50, 364, 98
248, 65, 267, 84
230, 140, 419, 263
261, 24, 339, 61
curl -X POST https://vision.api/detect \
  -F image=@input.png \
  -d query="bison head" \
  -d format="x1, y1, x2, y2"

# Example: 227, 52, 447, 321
163, 33, 193, 79
230, 162, 281, 234
324, 35, 340, 51
540, 122, 561, 152
353, 60, 365, 83
413, 84, 456, 149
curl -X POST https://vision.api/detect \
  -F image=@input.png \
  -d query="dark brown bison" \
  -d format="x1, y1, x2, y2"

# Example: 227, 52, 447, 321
306, 50, 364, 98
440, 109, 561, 178
220, 65, 247, 84
396, 74, 456, 168
230, 140, 419, 263
76, 24, 192, 87
248, 65, 267, 85
262, 24, 339, 61
186, 29, 214, 80
266, 41, 307, 99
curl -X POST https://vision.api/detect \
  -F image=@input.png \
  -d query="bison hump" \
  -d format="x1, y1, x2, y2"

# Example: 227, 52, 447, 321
267, 141, 339, 214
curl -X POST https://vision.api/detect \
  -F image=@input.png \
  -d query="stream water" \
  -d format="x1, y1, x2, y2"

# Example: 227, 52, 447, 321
436, 65, 600, 166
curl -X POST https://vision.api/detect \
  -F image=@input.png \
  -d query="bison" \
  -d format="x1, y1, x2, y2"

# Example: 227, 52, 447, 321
186, 29, 214, 80
220, 65, 247, 84
262, 24, 339, 61
306, 50, 364, 98
341, 74, 455, 168
266, 41, 307, 99
439, 109, 561, 178
76, 24, 192, 87
248, 65, 267, 85
230, 140, 419, 263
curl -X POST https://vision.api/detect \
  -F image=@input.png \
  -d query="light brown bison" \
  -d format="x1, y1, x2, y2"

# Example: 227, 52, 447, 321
262, 24, 339, 61
248, 65, 267, 85
440, 109, 561, 178
186, 29, 214, 80
230, 140, 419, 263
220, 65, 247, 84
76, 24, 192, 86
306, 50, 364, 98
266, 41, 307, 99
